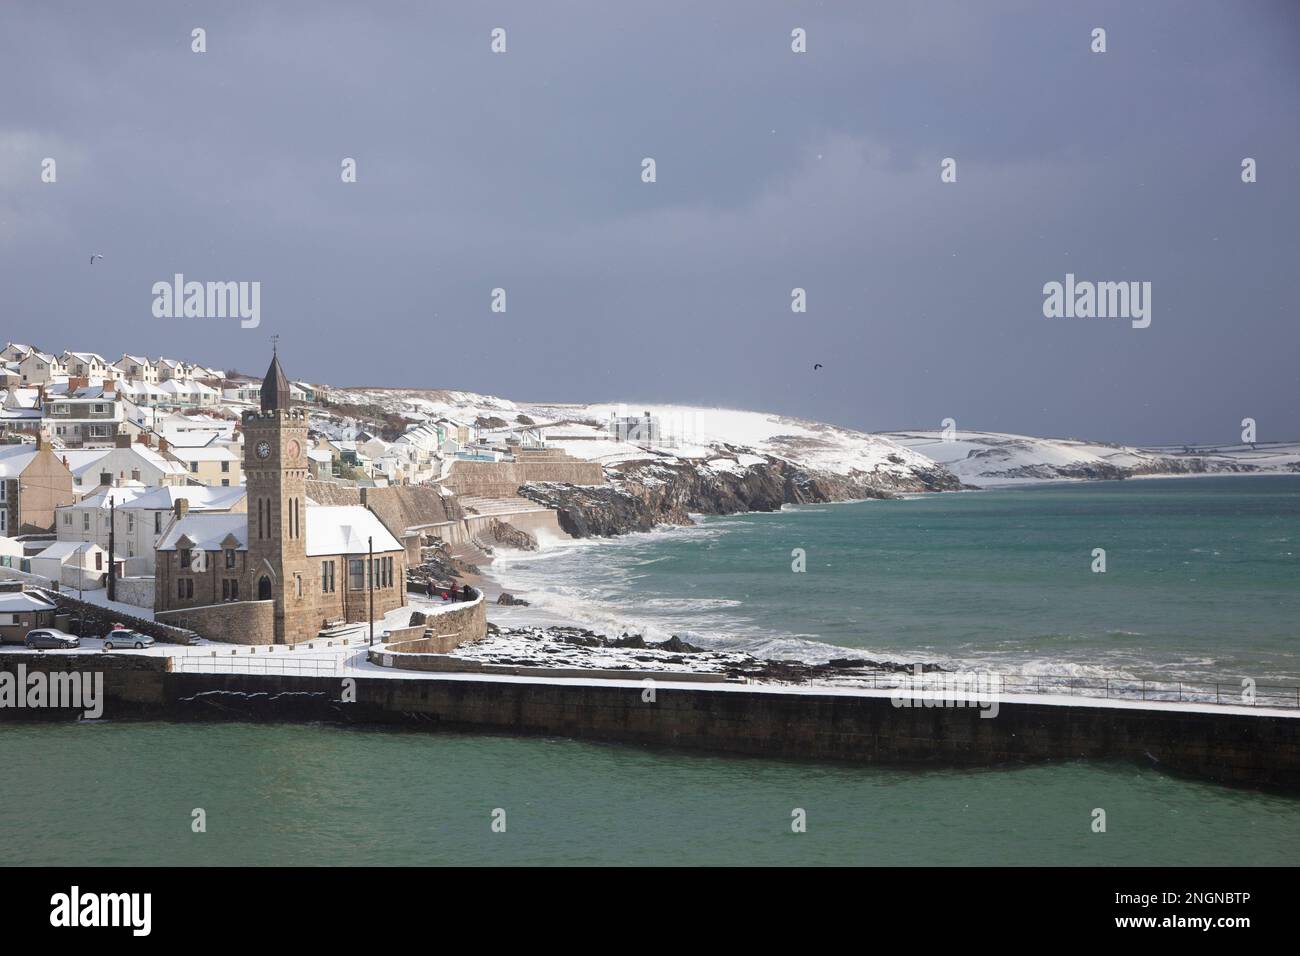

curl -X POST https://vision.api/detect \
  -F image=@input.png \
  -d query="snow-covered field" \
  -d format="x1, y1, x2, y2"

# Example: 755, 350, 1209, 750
324, 387, 949, 487
880, 429, 1300, 487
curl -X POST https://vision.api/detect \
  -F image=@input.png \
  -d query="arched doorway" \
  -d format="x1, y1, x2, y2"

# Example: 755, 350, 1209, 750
258, 576, 272, 600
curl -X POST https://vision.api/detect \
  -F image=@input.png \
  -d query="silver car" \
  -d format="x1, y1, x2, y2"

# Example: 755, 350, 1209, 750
24, 628, 80, 650
103, 629, 155, 650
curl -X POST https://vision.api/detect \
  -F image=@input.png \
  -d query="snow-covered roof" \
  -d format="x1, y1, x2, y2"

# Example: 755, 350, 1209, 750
0, 445, 39, 478
305, 505, 402, 556
157, 513, 247, 552
127, 485, 246, 511
0, 592, 56, 613
61, 486, 150, 510
173, 444, 238, 461
33, 540, 104, 560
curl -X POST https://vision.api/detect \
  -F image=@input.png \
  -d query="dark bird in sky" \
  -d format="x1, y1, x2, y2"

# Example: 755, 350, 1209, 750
90, 254, 104, 264
813, 363, 823, 370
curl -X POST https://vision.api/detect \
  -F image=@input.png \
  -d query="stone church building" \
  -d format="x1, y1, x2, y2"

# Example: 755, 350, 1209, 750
154, 351, 407, 644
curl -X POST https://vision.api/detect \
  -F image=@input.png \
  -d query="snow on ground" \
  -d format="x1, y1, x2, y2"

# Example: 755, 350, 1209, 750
331, 386, 942, 482
882, 430, 1300, 486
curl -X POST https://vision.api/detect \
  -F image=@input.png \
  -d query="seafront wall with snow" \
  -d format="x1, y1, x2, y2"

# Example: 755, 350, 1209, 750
5, 655, 1294, 792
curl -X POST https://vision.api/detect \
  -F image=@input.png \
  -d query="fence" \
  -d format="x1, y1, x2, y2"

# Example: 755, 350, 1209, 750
172, 654, 343, 676
805, 671, 1300, 709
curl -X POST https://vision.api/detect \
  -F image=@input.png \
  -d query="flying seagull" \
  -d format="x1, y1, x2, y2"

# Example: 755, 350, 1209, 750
813, 363, 823, 370
90, 254, 104, 264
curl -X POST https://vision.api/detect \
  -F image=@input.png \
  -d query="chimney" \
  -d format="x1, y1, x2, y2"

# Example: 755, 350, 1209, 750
359, 487, 368, 507
158, 437, 171, 453
115, 433, 132, 448
174, 499, 189, 519
67, 375, 88, 394
99, 471, 113, 488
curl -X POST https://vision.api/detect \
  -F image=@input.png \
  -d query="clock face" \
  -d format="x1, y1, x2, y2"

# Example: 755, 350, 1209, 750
286, 439, 301, 460
255, 440, 272, 460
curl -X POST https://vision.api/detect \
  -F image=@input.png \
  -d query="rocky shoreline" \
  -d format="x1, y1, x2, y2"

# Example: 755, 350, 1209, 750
518, 453, 963, 538
461, 623, 945, 683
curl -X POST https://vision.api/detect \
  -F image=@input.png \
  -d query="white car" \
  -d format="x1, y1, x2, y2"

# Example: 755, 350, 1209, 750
102, 629, 155, 650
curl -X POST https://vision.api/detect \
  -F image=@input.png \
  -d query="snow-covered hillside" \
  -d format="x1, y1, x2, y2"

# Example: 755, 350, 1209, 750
329, 388, 958, 493
881, 430, 1300, 486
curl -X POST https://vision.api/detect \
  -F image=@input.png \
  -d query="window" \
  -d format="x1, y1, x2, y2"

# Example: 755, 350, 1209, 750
82, 513, 90, 531
126, 513, 134, 532
0, 482, 6, 502
224, 549, 236, 569
222, 578, 239, 601
62, 512, 71, 526
322, 560, 335, 593
89, 425, 110, 438
348, 559, 365, 590
154, 512, 162, 534
93, 404, 106, 414
190, 462, 199, 473
177, 578, 194, 599
178, 548, 191, 569
221, 478, 229, 487
94, 552, 102, 571
131, 469, 140, 481
221, 460, 230, 473
295, 575, 303, 598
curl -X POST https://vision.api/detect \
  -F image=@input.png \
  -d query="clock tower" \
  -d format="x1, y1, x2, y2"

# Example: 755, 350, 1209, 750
242, 347, 311, 644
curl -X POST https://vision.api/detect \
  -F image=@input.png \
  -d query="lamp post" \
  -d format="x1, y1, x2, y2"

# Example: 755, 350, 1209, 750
367, 535, 374, 646
107, 494, 117, 603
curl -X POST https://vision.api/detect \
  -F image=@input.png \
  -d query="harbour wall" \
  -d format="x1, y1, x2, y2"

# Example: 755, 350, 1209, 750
4, 656, 1295, 792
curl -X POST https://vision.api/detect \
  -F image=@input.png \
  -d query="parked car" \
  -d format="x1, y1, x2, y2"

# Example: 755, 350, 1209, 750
103, 629, 155, 650
24, 629, 80, 650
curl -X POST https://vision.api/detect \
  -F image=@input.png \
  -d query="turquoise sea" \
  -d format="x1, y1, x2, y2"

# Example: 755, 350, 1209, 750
3, 476, 1298, 865
495, 475, 1300, 685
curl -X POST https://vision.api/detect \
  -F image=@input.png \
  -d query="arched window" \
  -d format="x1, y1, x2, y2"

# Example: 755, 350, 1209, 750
258, 575, 272, 600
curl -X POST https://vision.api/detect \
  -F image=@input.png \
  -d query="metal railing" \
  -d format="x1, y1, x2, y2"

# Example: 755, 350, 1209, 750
173, 654, 341, 676
808, 671, 1300, 709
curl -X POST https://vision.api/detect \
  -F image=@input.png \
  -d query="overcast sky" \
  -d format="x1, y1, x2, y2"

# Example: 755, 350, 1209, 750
2, 1, 1297, 443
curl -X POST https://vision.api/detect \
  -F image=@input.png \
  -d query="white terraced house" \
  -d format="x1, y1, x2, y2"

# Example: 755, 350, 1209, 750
112, 354, 159, 384
155, 357, 194, 382
17, 350, 65, 384
0, 343, 35, 364
60, 351, 111, 379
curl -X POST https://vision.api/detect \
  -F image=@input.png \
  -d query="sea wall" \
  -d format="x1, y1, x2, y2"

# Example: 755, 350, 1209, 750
385, 588, 486, 652
0, 651, 170, 712
445, 459, 605, 498
133, 673, 1300, 792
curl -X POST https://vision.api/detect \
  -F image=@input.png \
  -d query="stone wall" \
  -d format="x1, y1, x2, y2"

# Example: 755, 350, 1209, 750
0, 651, 170, 709
133, 672, 1300, 792
32, 587, 199, 645
155, 599, 273, 645
380, 589, 486, 653
304, 481, 462, 533
444, 459, 605, 498
112, 575, 154, 609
